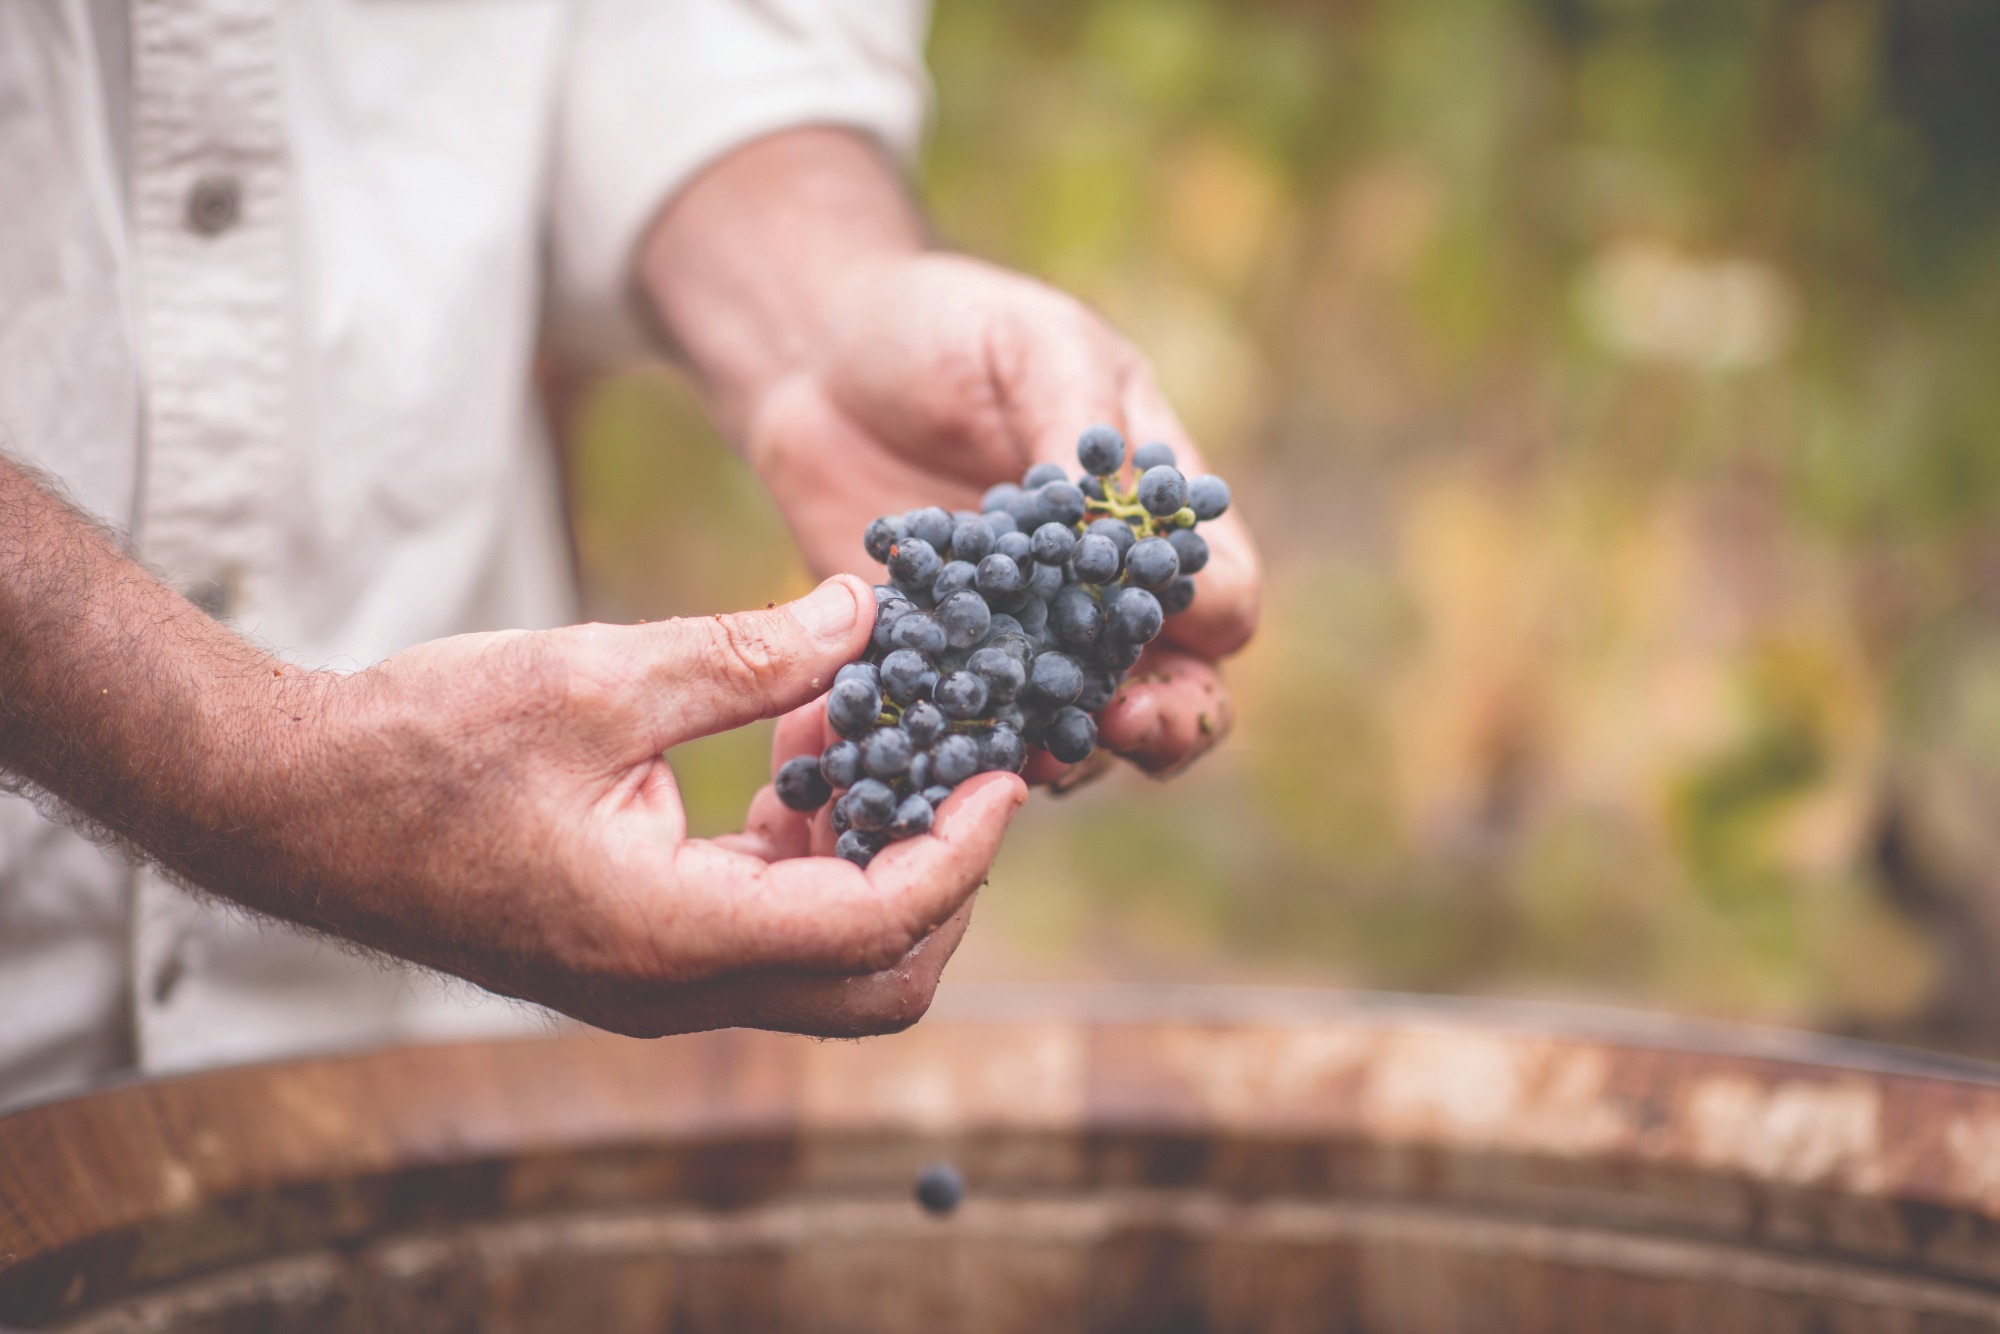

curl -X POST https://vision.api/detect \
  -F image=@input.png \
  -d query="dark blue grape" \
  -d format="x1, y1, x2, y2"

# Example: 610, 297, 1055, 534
937, 590, 992, 648
983, 509, 1020, 537
915, 1161, 964, 1214
1081, 476, 1107, 500
1026, 559, 1065, 601
908, 751, 933, 791
1072, 533, 1121, 584
1038, 481, 1087, 527
932, 560, 978, 601
827, 679, 882, 736
986, 629, 1034, 666
934, 670, 990, 720
872, 599, 914, 652
861, 727, 913, 780
891, 612, 948, 656
1077, 424, 1126, 475
1076, 664, 1118, 712
1031, 522, 1077, 565
1107, 587, 1164, 644
984, 612, 1025, 642
1050, 585, 1105, 646
1098, 638, 1145, 672
982, 725, 1027, 774
1187, 474, 1231, 521
820, 738, 863, 789
830, 795, 854, 836
889, 792, 935, 839
975, 552, 1026, 597
887, 537, 941, 587
992, 702, 1028, 732
1006, 489, 1047, 531
922, 784, 954, 807
775, 756, 833, 811
1016, 596, 1050, 638
931, 734, 982, 786
845, 778, 896, 831
995, 530, 1034, 564
1086, 516, 1137, 556
1157, 575, 1196, 616
836, 829, 881, 867
1125, 536, 1180, 590
880, 649, 932, 705
1023, 462, 1067, 489
981, 482, 1021, 513
1046, 707, 1097, 764
905, 506, 954, 552
1132, 441, 1177, 471
950, 516, 996, 564
1028, 651, 1084, 704
902, 699, 946, 748
836, 661, 880, 690
864, 516, 907, 563
1167, 528, 1209, 574
872, 584, 907, 607
968, 645, 1026, 702
1137, 465, 1189, 517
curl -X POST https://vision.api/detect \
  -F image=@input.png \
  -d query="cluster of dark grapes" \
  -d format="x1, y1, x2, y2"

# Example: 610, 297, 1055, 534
773, 426, 1231, 866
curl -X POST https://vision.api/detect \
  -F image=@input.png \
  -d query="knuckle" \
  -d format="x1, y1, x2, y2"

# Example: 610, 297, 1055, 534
709, 613, 792, 700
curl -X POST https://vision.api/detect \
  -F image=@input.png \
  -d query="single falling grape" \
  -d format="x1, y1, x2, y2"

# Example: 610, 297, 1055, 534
915, 1161, 965, 1215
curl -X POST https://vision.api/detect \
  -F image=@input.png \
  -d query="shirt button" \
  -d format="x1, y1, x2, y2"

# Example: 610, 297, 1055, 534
184, 175, 243, 237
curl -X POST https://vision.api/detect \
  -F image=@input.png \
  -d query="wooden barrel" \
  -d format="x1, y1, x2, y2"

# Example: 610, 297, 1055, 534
6, 985, 2000, 1332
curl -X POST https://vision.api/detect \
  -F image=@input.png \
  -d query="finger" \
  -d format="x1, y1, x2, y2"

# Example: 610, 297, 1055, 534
1094, 648, 1234, 776
1121, 369, 1261, 660
642, 575, 875, 748
667, 772, 1026, 977
598, 892, 983, 1040
773, 697, 832, 768
720, 782, 811, 862
997, 316, 1134, 472
721, 698, 842, 860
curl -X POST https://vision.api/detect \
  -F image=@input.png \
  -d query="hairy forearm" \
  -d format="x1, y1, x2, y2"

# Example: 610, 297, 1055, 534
638, 127, 927, 442
0, 454, 320, 880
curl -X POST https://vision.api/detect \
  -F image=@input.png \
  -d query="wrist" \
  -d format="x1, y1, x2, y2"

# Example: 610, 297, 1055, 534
638, 127, 925, 444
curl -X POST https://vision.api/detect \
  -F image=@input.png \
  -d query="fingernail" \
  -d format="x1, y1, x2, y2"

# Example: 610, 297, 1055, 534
792, 579, 861, 644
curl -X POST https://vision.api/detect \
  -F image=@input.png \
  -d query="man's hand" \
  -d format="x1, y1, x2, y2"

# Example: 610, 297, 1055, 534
641, 130, 1261, 783
0, 454, 1024, 1038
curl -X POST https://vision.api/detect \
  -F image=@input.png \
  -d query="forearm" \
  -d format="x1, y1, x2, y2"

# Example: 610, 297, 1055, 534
638, 127, 927, 442
0, 453, 318, 880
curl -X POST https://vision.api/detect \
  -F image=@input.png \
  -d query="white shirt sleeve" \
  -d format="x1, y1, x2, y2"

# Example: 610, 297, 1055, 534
547, 0, 933, 360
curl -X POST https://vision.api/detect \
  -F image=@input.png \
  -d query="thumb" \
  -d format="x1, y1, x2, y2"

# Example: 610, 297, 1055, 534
645, 575, 874, 746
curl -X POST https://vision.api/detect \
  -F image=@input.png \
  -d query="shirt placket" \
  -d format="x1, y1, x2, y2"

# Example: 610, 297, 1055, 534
126, 0, 291, 1065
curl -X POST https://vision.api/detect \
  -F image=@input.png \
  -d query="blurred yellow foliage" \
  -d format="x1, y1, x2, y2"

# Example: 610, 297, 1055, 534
565, 0, 2000, 1047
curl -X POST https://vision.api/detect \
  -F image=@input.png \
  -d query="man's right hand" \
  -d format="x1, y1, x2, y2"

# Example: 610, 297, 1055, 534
282, 575, 1025, 1037
0, 455, 1023, 1039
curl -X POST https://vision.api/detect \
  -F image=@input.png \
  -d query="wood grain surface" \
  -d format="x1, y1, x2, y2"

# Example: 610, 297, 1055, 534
5, 985, 2000, 1331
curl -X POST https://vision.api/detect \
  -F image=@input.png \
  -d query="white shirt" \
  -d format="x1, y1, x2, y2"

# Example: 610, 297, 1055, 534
0, 0, 929, 1111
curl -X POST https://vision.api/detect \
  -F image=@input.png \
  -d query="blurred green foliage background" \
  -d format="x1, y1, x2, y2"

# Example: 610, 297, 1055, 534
565, 0, 2000, 1047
